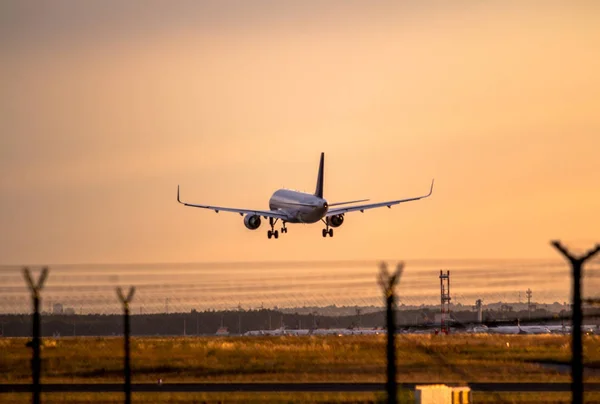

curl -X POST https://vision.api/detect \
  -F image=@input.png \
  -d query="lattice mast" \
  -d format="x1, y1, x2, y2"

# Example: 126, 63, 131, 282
440, 270, 451, 334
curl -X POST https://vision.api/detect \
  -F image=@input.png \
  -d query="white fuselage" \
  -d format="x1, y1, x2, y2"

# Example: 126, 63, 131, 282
268, 189, 328, 223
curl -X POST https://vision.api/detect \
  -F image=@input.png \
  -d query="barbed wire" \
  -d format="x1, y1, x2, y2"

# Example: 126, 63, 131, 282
0, 258, 597, 317
0, 258, 572, 270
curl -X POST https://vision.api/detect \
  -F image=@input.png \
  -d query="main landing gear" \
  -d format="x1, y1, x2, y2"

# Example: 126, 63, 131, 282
321, 219, 334, 238
267, 218, 284, 239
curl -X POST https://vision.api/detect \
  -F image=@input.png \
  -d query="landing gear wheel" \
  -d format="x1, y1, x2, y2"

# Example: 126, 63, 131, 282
322, 229, 327, 238
268, 217, 280, 239
328, 229, 334, 237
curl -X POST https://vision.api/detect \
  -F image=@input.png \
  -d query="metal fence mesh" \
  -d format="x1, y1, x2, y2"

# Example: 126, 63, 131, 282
2, 250, 600, 403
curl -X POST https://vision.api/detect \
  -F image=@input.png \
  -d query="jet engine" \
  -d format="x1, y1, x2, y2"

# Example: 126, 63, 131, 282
327, 214, 344, 228
244, 214, 262, 230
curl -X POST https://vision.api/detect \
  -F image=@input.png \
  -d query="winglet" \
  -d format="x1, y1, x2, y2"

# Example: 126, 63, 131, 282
427, 179, 435, 197
177, 185, 182, 204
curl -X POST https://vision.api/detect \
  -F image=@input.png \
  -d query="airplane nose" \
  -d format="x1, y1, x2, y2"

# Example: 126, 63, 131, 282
323, 202, 328, 208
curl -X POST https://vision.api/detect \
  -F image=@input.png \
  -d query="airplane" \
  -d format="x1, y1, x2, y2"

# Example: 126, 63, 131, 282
487, 325, 552, 335
177, 152, 434, 239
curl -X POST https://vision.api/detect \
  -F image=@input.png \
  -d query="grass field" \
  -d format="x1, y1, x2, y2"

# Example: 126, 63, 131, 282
2, 334, 600, 402
4, 392, 600, 404
3, 334, 600, 383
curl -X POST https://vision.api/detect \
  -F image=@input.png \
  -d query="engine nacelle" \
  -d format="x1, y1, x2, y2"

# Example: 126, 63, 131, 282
327, 214, 344, 228
244, 214, 262, 230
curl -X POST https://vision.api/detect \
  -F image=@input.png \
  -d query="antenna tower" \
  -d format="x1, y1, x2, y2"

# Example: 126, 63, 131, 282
526, 288, 532, 320
474, 299, 483, 323
440, 270, 451, 334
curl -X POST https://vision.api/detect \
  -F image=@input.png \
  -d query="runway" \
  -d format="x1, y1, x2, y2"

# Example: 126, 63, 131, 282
2, 382, 600, 393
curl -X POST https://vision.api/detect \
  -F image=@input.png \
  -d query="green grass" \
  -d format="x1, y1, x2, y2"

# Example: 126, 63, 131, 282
1, 334, 599, 384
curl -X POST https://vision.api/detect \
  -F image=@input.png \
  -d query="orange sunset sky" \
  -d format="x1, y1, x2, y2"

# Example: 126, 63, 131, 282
1, 1, 599, 265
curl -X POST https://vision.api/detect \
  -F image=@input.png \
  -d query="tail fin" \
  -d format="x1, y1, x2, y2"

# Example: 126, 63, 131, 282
314, 152, 324, 198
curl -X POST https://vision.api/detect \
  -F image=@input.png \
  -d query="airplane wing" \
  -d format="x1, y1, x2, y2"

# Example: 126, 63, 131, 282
328, 199, 370, 207
177, 186, 289, 220
325, 179, 434, 216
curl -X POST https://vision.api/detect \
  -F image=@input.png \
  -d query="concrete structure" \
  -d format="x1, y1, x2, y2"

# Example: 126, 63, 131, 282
474, 299, 483, 323
415, 384, 471, 404
451, 387, 472, 403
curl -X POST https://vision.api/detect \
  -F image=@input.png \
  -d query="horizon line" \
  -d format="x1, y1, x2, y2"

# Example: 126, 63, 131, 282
0, 257, 570, 269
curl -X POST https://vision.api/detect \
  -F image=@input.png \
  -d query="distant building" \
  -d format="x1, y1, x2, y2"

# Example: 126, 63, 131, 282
64, 308, 75, 315
433, 312, 457, 327
215, 327, 229, 336
53, 303, 63, 315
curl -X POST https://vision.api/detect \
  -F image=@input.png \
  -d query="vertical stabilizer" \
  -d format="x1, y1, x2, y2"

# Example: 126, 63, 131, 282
314, 152, 324, 198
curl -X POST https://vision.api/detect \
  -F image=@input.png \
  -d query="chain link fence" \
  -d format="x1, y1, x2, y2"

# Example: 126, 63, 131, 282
2, 249, 600, 403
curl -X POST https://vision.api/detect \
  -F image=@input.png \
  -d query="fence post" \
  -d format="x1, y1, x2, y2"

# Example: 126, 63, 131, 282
378, 262, 404, 404
551, 241, 600, 404
23, 266, 49, 404
117, 286, 136, 404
